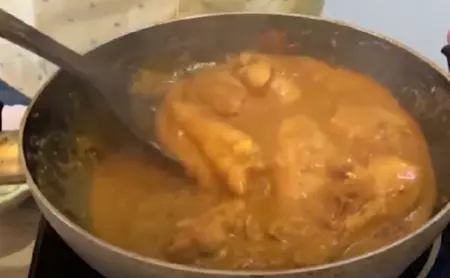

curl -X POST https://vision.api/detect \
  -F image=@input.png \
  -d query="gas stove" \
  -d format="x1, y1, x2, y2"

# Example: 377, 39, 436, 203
27, 218, 450, 278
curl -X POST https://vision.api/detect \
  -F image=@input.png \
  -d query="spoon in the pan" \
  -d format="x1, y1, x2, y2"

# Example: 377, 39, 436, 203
0, 9, 184, 173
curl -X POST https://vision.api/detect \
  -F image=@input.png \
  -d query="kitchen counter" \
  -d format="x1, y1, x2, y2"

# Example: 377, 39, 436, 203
0, 200, 40, 278
0, 1, 449, 277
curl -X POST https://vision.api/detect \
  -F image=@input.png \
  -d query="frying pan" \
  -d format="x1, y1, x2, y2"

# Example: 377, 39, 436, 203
2, 13, 450, 278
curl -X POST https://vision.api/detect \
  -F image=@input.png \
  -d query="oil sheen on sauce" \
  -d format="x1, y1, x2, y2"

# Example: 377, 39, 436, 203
90, 54, 436, 270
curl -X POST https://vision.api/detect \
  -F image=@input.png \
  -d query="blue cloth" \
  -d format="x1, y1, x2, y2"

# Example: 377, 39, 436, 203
0, 80, 30, 105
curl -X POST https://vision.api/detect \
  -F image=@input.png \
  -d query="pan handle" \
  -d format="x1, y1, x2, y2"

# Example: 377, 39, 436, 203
441, 44, 450, 72
0, 130, 26, 186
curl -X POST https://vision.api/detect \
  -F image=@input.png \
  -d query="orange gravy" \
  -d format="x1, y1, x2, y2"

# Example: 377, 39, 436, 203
90, 54, 436, 270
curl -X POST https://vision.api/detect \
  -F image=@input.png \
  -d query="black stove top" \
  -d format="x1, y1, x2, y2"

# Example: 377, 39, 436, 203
27, 218, 450, 278
28, 220, 103, 278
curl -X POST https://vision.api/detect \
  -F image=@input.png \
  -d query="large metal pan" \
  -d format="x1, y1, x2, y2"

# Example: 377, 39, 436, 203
2, 13, 450, 278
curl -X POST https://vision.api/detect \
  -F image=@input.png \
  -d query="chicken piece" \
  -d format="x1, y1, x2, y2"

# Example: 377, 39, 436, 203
331, 105, 412, 147
269, 73, 302, 105
368, 156, 421, 215
185, 68, 247, 117
266, 204, 342, 266
273, 115, 335, 200
237, 53, 273, 92
156, 84, 219, 189
237, 52, 301, 104
171, 102, 263, 195
326, 158, 375, 216
168, 200, 246, 263
240, 60, 272, 90
272, 116, 343, 233
344, 156, 421, 233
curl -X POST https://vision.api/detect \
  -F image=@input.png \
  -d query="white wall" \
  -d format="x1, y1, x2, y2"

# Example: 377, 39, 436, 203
323, 0, 450, 69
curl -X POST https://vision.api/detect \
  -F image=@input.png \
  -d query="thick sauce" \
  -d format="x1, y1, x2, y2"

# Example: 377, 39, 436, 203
90, 53, 436, 270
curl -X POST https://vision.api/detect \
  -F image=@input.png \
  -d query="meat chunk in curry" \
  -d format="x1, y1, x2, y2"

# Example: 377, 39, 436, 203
90, 52, 436, 271
183, 67, 248, 117
237, 52, 273, 91
273, 115, 335, 200
236, 52, 301, 104
168, 199, 246, 263
170, 102, 263, 195
156, 83, 219, 190
344, 155, 422, 233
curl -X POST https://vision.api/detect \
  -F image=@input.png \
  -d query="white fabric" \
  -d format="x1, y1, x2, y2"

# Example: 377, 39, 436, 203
0, 0, 322, 98
2, 105, 27, 130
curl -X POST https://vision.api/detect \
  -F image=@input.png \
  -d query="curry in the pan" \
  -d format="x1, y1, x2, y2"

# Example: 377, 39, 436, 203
90, 52, 436, 270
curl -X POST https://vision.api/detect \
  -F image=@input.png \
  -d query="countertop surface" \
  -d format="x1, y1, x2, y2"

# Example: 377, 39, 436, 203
0, 1, 449, 277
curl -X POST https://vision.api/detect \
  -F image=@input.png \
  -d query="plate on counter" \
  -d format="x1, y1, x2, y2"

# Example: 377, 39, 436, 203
0, 84, 31, 214
0, 184, 29, 215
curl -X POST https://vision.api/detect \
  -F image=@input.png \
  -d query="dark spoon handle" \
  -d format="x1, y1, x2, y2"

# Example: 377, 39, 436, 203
0, 9, 136, 144
0, 9, 104, 86
0, 9, 184, 173
0, 9, 132, 140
